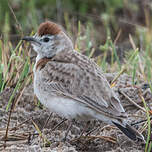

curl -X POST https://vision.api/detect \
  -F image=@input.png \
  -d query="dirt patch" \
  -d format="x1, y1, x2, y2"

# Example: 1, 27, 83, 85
0, 73, 151, 152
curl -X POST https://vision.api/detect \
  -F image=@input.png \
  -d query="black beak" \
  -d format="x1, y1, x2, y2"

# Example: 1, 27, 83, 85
22, 36, 41, 45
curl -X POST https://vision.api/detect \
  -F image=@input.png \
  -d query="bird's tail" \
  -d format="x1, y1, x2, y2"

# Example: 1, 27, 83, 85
112, 121, 145, 142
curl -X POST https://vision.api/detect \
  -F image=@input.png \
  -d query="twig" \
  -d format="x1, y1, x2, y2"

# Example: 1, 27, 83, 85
131, 117, 152, 126
9, 117, 33, 131
129, 34, 137, 50
12, 86, 26, 110
87, 135, 117, 143
119, 90, 146, 112
75, 125, 115, 142
31, 119, 50, 144
42, 113, 53, 130
51, 118, 67, 131
8, 2, 23, 36
71, 135, 116, 144
140, 122, 148, 134
0, 139, 27, 148
78, 121, 91, 139
111, 67, 126, 86
3, 99, 15, 147
114, 29, 122, 45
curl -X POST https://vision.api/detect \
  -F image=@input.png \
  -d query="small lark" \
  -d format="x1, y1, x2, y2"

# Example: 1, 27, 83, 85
22, 21, 144, 142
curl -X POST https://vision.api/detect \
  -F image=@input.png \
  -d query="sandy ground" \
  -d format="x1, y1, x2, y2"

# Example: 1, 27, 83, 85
0, 73, 151, 152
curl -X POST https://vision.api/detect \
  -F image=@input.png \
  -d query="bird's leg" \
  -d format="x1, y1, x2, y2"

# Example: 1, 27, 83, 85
62, 119, 74, 142
77, 121, 91, 139
42, 113, 53, 130
85, 125, 102, 136
51, 118, 67, 131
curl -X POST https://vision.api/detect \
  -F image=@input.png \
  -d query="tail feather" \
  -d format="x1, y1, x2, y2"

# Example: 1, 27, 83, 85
113, 121, 145, 142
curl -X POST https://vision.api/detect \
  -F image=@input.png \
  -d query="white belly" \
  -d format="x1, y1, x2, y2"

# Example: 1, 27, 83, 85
33, 63, 113, 124
33, 72, 94, 120
34, 81, 113, 124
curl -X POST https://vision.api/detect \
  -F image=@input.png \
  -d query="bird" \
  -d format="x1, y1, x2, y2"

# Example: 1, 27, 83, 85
22, 21, 145, 142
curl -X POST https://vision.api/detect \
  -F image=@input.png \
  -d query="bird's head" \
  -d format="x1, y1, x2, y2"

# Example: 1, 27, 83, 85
22, 21, 73, 58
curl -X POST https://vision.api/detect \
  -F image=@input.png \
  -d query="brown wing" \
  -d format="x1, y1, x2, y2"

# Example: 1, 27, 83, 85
37, 50, 125, 118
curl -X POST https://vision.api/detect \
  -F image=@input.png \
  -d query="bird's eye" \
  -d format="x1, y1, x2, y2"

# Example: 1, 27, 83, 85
43, 37, 50, 42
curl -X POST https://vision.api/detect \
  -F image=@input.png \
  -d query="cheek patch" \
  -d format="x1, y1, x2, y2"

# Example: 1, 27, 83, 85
32, 43, 39, 52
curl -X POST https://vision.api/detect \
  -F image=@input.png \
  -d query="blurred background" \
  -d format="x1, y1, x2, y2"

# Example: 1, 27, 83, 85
1, 1, 150, 44
1, 0, 152, 91
0, 0, 152, 89
1, 0, 152, 64
0, 0, 151, 51
0, 0, 151, 54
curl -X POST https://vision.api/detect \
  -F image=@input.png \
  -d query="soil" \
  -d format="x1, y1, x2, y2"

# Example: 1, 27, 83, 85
0, 73, 151, 152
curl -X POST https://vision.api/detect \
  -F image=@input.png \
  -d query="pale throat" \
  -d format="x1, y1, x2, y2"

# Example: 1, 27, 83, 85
33, 54, 44, 73
36, 54, 43, 63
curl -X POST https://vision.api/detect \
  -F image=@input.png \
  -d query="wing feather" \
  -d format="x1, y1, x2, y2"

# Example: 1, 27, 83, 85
38, 56, 125, 117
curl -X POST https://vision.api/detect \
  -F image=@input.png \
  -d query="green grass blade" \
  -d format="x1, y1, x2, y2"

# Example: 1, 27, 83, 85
6, 59, 29, 111
140, 95, 151, 152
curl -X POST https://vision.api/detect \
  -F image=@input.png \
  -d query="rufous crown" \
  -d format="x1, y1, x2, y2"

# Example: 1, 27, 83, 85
38, 21, 61, 36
